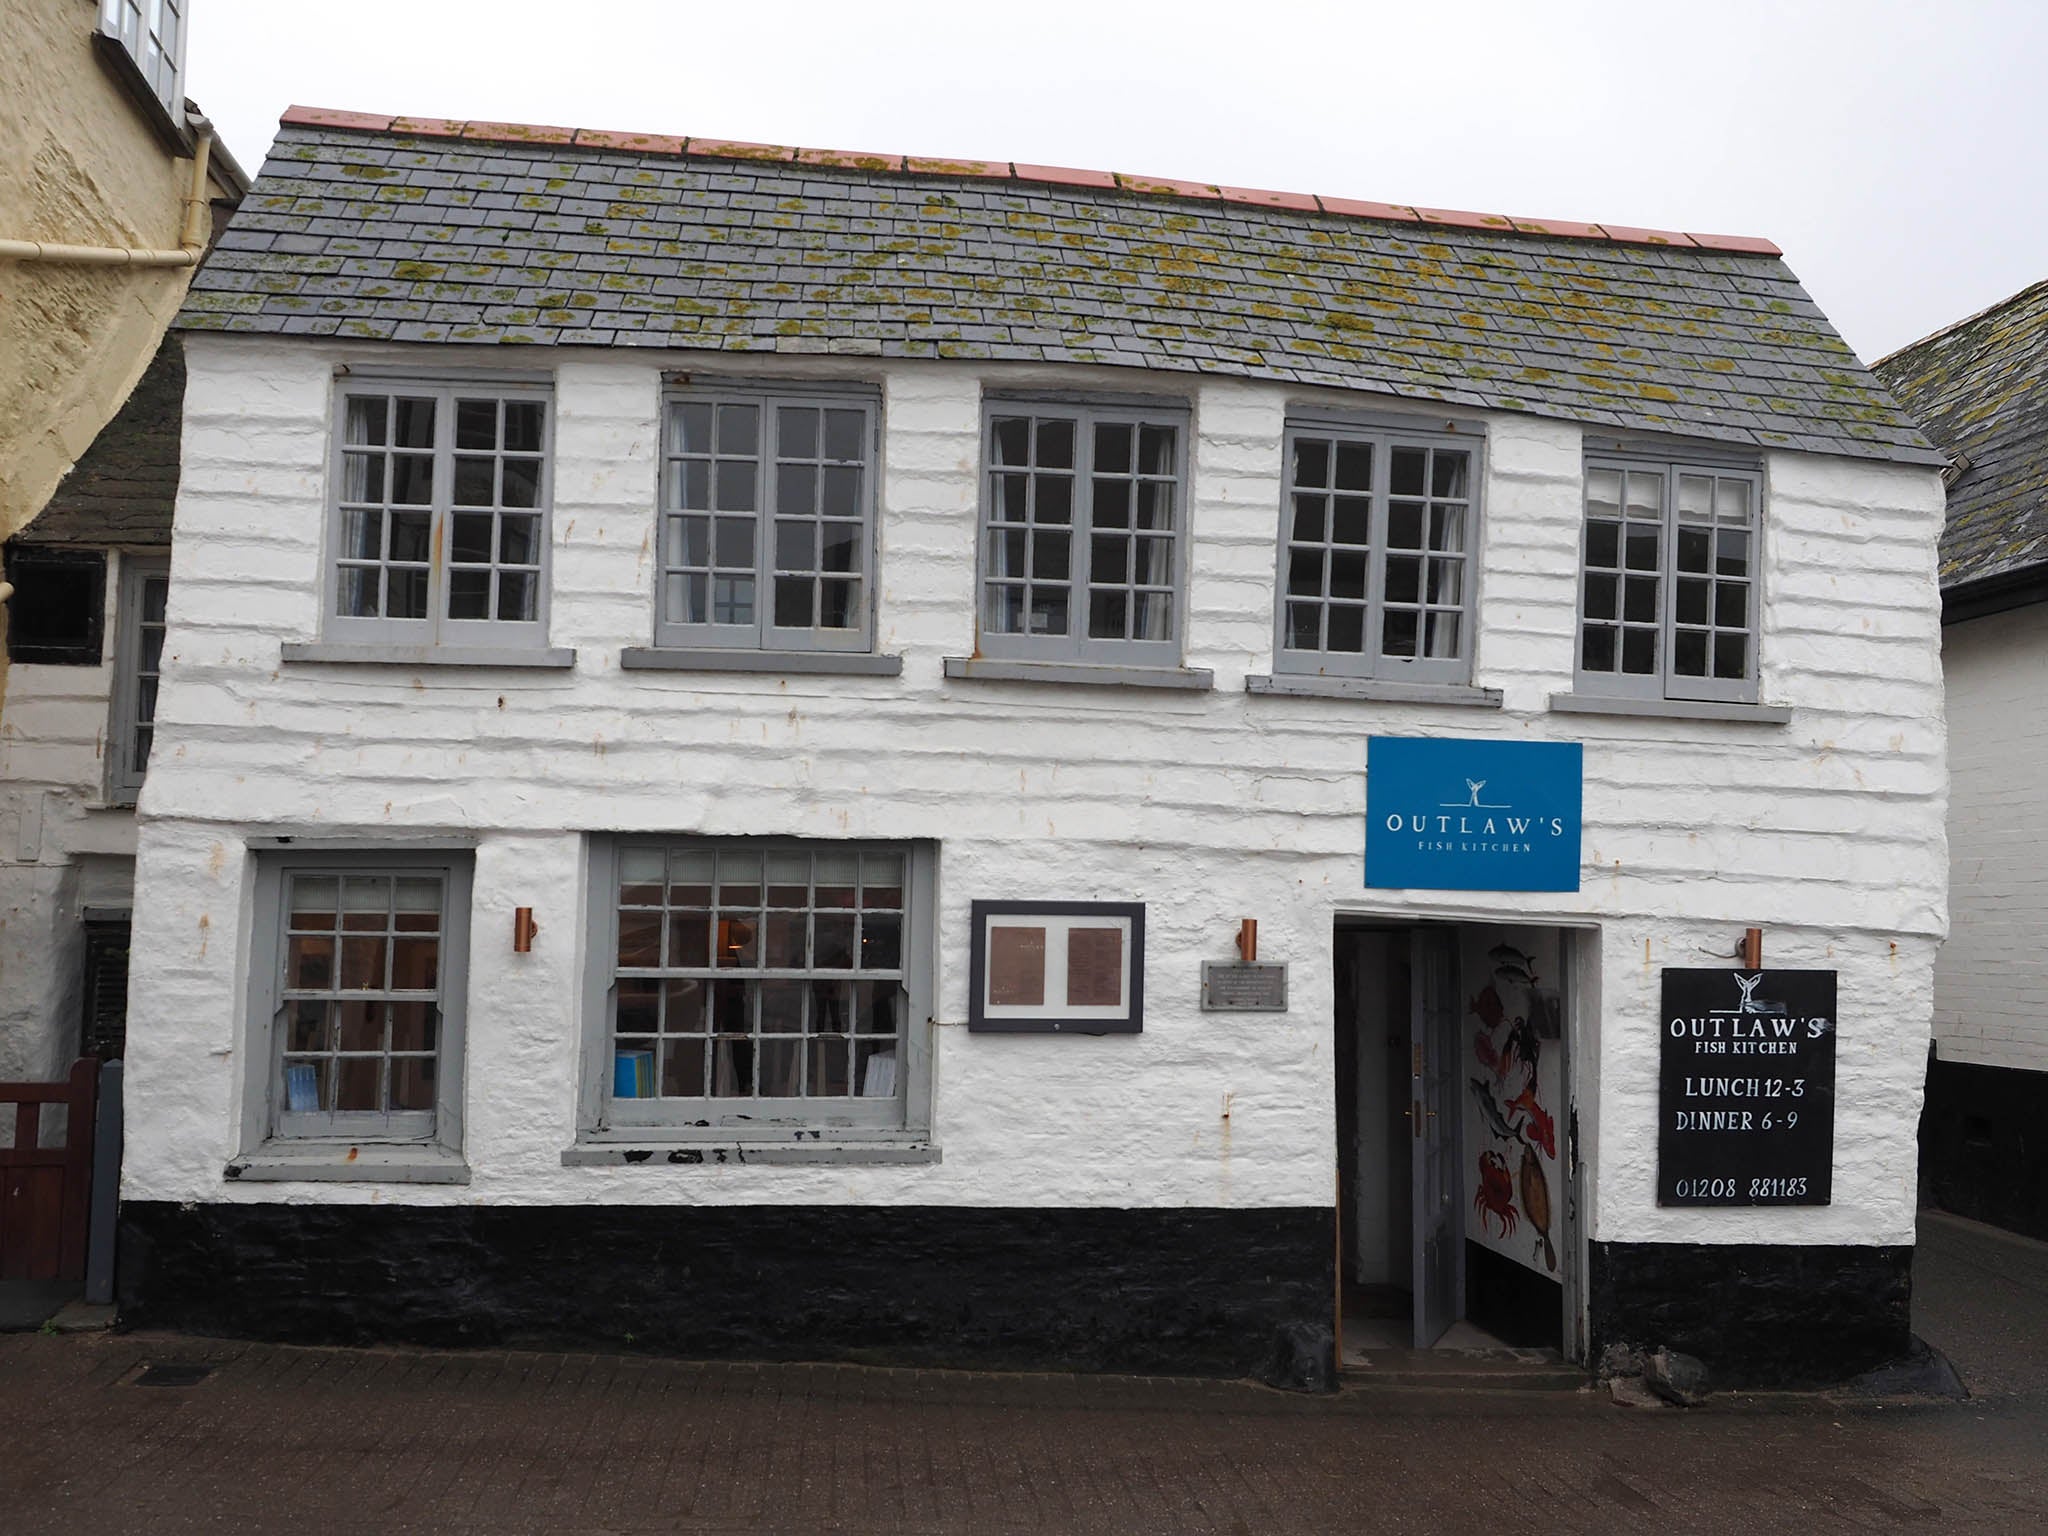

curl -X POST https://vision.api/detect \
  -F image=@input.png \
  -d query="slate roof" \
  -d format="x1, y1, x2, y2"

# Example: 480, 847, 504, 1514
179, 111, 1942, 467
1872, 280, 2048, 591
20, 335, 182, 548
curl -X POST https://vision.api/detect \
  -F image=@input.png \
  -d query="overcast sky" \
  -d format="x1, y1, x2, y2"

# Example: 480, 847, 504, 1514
186, 0, 2047, 365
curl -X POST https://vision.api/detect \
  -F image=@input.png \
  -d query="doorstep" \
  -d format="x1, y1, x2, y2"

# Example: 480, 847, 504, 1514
1341, 1345, 1587, 1392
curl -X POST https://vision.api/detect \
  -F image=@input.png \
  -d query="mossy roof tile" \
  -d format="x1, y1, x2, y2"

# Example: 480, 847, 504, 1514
1874, 279, 2048, 589
182, 121, 1939, 466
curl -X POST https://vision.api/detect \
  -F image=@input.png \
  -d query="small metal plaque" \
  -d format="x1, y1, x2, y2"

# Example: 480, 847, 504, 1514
1201, 961, 1289, 1013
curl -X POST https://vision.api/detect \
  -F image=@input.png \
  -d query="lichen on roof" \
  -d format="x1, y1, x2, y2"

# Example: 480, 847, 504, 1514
179, 123, 1942, 468
1873, 279, 2048, 591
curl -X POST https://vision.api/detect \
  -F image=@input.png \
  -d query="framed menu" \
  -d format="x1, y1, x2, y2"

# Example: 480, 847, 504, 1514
969, 901, 1144, 1034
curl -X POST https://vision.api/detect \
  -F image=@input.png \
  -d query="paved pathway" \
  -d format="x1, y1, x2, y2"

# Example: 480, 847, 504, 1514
1, 1212, 2043, 1534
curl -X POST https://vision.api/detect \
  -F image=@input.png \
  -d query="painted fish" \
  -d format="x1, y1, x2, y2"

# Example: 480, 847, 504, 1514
1469, 1078, 1522, 1144
1474, 1031, 1501, 1075
1507, 1083, 1557, 1160
1520, 1145, 1557, 1272
1468, 983, 1505, 1030
1489, 944, 1540, 987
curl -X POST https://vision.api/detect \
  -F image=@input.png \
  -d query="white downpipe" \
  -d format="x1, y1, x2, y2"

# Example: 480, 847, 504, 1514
0, 125, 215, 269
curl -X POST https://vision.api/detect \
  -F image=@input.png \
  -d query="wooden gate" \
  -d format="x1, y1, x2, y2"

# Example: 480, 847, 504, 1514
0, 1059, 99, 1281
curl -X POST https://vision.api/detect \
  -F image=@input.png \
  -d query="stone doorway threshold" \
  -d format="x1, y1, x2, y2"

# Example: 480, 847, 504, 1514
1342, 1314, 1585, 1390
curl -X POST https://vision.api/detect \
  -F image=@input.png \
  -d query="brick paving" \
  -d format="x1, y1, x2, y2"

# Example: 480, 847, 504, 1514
4, 1211, 2046, 1534
1, 1326, 2044, 1535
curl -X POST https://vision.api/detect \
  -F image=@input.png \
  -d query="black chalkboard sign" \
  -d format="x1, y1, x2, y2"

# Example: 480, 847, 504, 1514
1658, 969, 1836, 1207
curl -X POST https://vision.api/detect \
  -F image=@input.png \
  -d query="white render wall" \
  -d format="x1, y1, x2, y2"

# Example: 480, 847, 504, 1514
1933, 605, 2048, 1073
0, 560, 140, 1082
123, 335, 1949, 1248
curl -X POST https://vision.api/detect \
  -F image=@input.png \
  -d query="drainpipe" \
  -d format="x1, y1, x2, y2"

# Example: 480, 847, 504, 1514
0, 121, 215, 267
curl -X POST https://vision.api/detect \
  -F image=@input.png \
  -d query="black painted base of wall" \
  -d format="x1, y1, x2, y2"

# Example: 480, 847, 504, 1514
1464, 1241, 1561, 1349
1920, 1053, 2048, 1241
118, 1202, 1337, 1389
1589, 1240, 1912, 1387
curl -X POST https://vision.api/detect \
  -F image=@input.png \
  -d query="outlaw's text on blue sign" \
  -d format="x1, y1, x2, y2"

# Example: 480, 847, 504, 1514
1366, 737, 1584, 892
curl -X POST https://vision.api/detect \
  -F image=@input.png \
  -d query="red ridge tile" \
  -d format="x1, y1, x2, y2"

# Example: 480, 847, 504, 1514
904, 156, 1012, 179
1509, 215, 1608, 240
390, 117, 467, 139
796, 147, 905, 171
1686, 231, 1784, 256
1013, 163, 1119, 191
1218, 184, 1319, 212
1117, 173, 1221, 200
1315, 196, 1421, 224
574, 128, 688, 155
464, 120, 575, 145
1597, 225, 1699, 248
1413, 206, 1516, 232
272, 107, 1790, 258
685, 137, 798, 163
282, 106, 393, 131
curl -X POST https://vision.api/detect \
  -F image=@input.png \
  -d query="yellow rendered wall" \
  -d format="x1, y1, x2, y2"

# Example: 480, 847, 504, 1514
0, 0, 209, 550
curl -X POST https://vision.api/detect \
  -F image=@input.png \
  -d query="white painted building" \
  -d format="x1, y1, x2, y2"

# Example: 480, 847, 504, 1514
2, 341, 183, 1083
116, 108, 1949, 1387
1876, 280, 2048, 1243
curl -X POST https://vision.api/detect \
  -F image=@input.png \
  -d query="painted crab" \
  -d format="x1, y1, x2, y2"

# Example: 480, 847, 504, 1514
1473, 1150, 1517, 1238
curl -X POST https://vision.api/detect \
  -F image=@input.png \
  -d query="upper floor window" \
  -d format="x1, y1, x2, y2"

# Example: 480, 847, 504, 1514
657, 385, 879, 652
978, 400, 1188, 665
327, 382, 552, 649
1577, 454, 1761, 704
99, 0, 185, 118
107, 555, 169, 805
1275, 420, 1478, 683
0, 545, 105, 666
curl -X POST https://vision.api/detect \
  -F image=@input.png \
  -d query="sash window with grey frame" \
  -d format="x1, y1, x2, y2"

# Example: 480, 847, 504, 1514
327, 382, 552, 647
106, 555, 169, 805
1577, 453, 1762, 704
1274, 419, 1478, 683
657, 385, 880, 652
978, 401, 1189, 665
586, 838, 935, 1138
242, 850, 473, 1154
98, 0, 185, 119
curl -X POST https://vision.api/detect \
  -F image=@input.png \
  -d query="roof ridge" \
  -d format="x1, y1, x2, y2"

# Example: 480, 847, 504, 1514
1872, 276, 2048, 372
276, 105, 1784, 258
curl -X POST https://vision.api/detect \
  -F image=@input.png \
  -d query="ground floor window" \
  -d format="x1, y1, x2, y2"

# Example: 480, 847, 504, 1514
585, 837, 934, 1138
243, 849, 472, 1149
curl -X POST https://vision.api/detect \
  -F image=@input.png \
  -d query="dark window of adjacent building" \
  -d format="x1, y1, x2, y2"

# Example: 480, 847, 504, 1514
3, 546, 106, 665
81, 914, 133, 1060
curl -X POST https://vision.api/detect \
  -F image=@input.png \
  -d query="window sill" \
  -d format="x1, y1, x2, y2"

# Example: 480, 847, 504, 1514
1549, 692, 1791, 724
942, 657, 1214, 691
90, 31, 193, 158
223, 1144, 470, 1184
562, 1140, 941, 1168
619, 647, 904, 676
1246, 673, 1502, 708
280, 642, 576, 669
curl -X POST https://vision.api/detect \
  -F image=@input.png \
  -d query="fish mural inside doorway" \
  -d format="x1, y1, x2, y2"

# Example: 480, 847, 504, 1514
1467, 942, 1558, 1273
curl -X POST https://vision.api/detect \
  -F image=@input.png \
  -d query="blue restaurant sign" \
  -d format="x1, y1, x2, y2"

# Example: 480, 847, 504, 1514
1366, 737, 1584, 892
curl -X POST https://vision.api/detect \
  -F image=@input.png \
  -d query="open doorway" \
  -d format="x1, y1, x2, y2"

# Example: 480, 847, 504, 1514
1334, 920, 1573, 1363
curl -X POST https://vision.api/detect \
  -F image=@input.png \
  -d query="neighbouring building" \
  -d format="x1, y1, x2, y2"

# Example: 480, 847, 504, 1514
1876, 280, 2048, 1242
118, 106, 1948, 1389
2, 0, 245, 1081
